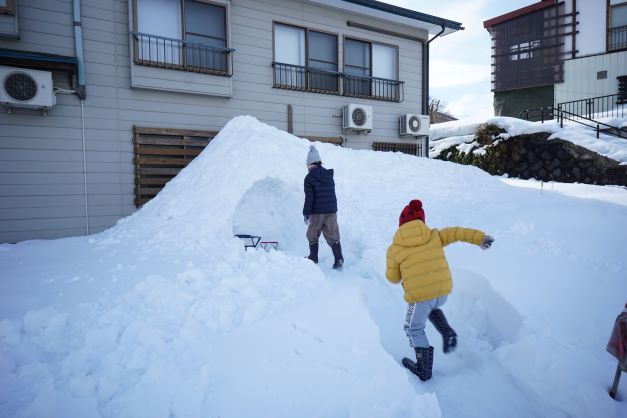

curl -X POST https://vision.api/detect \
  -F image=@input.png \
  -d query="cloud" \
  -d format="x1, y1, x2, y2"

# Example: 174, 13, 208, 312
429, 60, 490, 88
445, 91, 495, 120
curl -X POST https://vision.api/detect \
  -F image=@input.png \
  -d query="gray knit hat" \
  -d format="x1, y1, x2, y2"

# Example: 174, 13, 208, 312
306, 145, 321, 164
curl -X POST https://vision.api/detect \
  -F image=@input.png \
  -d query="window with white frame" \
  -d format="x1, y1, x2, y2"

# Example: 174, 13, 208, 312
0, 0, 15, 15
273, 24, 338, 92
344, 38, 398, 98
509, 40, 540, 61
134, 0, 229, 74
609, 2, 627, 51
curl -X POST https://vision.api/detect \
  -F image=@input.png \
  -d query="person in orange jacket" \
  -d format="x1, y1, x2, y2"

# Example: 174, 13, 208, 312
386, 199, 494, 381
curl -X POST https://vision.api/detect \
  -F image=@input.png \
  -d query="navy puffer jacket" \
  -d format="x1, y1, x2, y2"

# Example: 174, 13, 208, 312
303, 166, 338, 216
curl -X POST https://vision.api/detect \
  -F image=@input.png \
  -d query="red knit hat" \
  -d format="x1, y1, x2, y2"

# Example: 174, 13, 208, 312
399, 199, 425, 226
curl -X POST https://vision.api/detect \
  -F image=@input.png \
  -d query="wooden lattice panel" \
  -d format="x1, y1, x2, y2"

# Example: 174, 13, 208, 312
133, 126, 217, 207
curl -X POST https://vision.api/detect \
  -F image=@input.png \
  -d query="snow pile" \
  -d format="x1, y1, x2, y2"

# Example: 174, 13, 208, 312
1, 116, 627, 418
430, 116, 627, 163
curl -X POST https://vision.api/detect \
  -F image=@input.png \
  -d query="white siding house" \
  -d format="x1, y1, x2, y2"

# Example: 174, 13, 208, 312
0, 0, 462, 243
557, 0, 627, 103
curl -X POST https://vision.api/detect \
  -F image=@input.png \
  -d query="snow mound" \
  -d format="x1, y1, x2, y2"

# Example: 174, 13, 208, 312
1, 116, 627, 418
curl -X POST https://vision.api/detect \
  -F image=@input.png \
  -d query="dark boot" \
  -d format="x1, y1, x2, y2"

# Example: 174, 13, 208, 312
429, 308, 457, 354
402, 346, 434, 381
331, 242, 344, 269
306, 242, 319, 263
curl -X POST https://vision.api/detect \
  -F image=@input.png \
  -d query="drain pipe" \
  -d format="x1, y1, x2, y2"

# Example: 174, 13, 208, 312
73, 0, 89, 234
72, 0, 86, 99
423, 25, 446, 157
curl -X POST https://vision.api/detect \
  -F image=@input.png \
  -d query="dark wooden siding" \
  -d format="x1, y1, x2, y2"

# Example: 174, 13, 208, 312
133, 126, 216, 207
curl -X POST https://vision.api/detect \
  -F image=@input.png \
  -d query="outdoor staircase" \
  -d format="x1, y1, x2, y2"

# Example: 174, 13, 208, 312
520, 93, 627, 139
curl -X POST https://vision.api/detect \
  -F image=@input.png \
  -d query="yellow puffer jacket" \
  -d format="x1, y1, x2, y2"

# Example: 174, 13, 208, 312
386, 220, 485, 303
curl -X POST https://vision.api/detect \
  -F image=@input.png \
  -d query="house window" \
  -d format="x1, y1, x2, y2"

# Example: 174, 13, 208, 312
0, 0, 15, 15
344, 38, 399, 100
509, 40, 540, 61
134, 0, 230, 74
344, 38, 370, 96
609, 2, 627, 51
273, 24, 339, 92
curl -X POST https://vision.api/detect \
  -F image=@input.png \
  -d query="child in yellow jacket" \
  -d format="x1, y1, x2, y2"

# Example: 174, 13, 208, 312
386, 199, 493, 381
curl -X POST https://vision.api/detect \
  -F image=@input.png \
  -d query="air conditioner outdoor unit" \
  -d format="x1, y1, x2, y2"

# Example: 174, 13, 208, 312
343, 103, 373, 133
0, 66, 56, 111
400, 114, 429, 137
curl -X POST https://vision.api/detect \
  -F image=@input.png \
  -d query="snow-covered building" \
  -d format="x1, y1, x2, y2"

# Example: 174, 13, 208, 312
0, 0, 462, 243
483, 0, 627, 118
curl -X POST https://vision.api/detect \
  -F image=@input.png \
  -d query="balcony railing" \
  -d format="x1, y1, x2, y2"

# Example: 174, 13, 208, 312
272, 62, 404, 102
608, 25, 627, 52
131, 31, 234, 76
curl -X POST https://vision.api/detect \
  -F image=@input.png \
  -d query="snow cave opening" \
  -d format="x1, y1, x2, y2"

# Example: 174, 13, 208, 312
232, 177, 307, 256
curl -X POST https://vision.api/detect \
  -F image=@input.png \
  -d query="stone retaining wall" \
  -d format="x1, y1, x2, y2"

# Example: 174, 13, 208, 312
434, 132, 627, 186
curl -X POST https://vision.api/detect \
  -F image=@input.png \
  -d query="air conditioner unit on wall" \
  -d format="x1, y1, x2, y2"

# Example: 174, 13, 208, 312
399, 114, 429, 137
343, 103, 373, 133
0, 66, 56, 111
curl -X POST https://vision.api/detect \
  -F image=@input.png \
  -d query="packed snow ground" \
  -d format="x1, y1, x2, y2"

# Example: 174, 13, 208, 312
1, 116, 626, 418
429, 116, 627, 163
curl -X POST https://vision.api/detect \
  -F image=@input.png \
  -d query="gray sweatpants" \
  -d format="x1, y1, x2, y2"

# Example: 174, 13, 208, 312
404, 295, 448, 348
306, 213, 340, 246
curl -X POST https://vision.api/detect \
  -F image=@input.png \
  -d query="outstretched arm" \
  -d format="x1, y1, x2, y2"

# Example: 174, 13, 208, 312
438, 227, 485, 247
385, 246, 402, 284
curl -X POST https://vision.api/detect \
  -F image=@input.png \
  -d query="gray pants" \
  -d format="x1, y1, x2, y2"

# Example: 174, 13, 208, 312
306, 213, 340, 246
404, 296, 448, 348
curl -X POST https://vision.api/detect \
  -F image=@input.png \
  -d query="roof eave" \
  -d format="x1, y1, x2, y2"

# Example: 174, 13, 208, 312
483, 0, 555, 29
308, 0, 464, 38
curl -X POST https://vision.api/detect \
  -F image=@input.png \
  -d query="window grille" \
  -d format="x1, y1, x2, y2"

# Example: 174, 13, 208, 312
372, 141, 422, 156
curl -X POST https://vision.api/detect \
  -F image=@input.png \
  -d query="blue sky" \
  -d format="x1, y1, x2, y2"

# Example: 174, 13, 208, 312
387, 0, 536, 119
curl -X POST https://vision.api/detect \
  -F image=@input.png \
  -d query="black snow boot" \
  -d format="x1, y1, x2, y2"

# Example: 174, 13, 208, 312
331, 242, 344, 270
402, 346, 434, 381
307, 242, 319, 263
429, 308, 457, 354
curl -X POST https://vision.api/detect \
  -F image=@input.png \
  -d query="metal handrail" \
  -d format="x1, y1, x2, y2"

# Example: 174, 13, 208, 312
131, 31, 234, 76
520, 98, 627, 140
518, 107, 555, 123
558, 94, 625, 120
555, 107, 626, 139
272, 61, 405, 102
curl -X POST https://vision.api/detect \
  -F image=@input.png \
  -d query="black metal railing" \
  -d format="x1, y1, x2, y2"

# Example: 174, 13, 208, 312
273, 62, 340, 94
272, 62, 404, 102
558, 94, 625, 121
344, 73, 402, 102
608, 25, 627, 52
519, 107, 555, 123
131, 31, 234, 76
619, 76, 627, 105
555, 108, 627, 139
520, 94, 627, 139
372, 141, 422, 156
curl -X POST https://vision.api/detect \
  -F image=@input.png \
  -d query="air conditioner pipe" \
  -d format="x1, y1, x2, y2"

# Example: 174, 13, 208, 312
422, 25, 446, 157
72, 0, 86, 99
